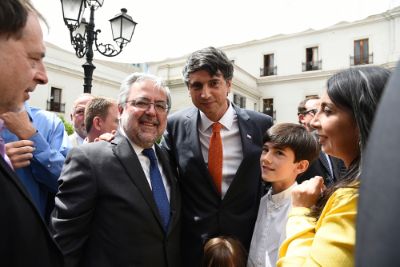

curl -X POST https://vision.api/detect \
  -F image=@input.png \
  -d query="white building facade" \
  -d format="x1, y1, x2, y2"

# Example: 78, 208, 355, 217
29, 42, 138, 121
31, 7, 400, 124
146, 6, 400, 123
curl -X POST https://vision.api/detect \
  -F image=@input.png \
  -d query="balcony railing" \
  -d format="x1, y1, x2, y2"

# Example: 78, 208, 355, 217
47, 100, 65, 113
260, 66, 277, 77
302, 60, 322, 71
350, 53, 373, 66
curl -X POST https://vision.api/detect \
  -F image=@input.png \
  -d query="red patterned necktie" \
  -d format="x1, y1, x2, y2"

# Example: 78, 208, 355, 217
208, 122, 223, 194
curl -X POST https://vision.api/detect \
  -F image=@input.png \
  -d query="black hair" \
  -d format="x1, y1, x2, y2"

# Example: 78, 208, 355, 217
263, 123, 319, 163
182, 47, 234, 86
310, 66, 391, 219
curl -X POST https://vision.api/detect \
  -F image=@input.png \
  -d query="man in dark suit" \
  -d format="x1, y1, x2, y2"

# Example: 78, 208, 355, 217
162, 47, 273, 266
296, 97, 344, 186
355, 62, 400, 266
0, 0, 63, 266
51, 73, 181, 267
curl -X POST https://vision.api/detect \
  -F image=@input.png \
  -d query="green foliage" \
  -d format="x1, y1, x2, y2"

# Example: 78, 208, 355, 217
58, 115, 74, 135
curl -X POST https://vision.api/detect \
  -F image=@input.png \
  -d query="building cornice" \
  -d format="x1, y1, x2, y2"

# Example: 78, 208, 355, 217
221, 6, 400, 51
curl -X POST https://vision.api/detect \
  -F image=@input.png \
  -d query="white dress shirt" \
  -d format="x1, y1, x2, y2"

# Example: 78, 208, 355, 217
119, 127, 171, 201
198, 103, 243, 198
69, 132, 85, 147
247, 183, 297, 267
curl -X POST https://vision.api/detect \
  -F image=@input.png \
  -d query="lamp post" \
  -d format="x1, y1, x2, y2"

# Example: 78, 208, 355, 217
60, 0, 137, 93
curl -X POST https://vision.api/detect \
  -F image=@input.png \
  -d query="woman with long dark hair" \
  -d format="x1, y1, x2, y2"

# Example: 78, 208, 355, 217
277, 66, 391, 266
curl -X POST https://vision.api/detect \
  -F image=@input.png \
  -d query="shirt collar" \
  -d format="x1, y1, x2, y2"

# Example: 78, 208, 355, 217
199, 101, 236, 132
268, 182, 298, 204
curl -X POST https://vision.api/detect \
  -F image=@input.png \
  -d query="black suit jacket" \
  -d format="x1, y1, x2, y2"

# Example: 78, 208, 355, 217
50, 133, 181, 267
355, 61, 400, 266
162, 104, 272, 266
297, 151, 344, 186
0, 157, 63, 266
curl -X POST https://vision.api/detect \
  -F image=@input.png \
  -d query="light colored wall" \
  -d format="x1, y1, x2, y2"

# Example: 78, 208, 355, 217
29, 43, 137, 122
29, 7, 400, 125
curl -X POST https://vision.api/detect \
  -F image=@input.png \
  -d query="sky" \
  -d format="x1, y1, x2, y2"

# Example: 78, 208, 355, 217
33, 0, 400, 63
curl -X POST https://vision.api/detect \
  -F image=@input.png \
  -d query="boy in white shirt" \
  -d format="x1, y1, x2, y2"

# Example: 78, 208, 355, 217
247, 123, 319, 267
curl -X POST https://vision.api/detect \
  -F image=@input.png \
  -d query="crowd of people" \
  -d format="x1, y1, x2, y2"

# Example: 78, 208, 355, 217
0, 0, 398, 266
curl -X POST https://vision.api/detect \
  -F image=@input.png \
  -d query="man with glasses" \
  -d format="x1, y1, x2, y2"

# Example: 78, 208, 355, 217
51, 73, 181, 267
297, 96, 344, 185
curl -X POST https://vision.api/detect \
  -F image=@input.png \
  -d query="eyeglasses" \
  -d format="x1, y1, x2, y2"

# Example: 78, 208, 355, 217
126, 98, 169, 113
303, 109, 318, 116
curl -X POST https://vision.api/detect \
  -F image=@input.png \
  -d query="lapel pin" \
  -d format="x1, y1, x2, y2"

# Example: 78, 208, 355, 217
246, 134, 252, 139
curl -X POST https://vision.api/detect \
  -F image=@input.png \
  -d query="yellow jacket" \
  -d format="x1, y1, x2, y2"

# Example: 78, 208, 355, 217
277, 187, 358, 267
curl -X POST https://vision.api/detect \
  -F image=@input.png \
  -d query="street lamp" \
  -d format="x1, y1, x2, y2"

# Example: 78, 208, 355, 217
60, 0, 137, 93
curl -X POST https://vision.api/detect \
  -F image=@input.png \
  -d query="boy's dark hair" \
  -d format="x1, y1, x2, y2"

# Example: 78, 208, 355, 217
263, 123, 319, 163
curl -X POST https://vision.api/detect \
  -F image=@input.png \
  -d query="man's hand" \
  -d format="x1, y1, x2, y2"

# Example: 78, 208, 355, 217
5, 140, 35, 169
94, 130, 117, 143
0, 110, 36, 140
292, 176, 326, 208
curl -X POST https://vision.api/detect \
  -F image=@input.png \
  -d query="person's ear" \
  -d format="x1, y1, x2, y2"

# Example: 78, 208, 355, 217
226, 79, 232, 95
118, 105, 124, 116
298, 114, 305, 125
93, 117, 102, 131
295, 160, 309, 175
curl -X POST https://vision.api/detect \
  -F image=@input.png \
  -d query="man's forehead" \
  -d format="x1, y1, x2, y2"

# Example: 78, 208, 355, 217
305, 99, 320, 109
189, 70, 223, 81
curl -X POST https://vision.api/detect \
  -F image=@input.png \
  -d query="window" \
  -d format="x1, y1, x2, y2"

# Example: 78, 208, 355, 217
233, 94, 246, 108
263, 98, 274, 118
47, 87, 65, 113
261, 54, 276, 76
353, 39, 370, 65
303, 47, 321, 71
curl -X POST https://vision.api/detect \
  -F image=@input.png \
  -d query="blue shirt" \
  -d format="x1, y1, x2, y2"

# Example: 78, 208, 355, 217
2, 103, 71, 218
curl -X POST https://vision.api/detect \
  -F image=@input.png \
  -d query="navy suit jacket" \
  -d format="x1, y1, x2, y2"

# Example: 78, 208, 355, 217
162, 104, 272, 266
0, 156, 63, 266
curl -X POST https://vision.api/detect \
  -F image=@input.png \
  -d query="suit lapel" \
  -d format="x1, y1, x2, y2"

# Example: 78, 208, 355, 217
0, 157, 43, 215
112, 134, 164, 229
234, 105, 258, 159
184, 108, 204, 163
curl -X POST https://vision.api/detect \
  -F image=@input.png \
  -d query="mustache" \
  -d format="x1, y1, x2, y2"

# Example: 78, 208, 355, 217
139, 115, 160, 126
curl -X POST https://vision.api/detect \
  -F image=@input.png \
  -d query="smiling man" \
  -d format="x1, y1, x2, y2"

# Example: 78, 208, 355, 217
162, 46, 273, 266
51, 73, 181, 267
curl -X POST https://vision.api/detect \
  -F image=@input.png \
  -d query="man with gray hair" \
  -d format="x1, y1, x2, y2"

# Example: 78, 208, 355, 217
0, 0, 63, 266
51, 73, 181, 267
84, 97, 118, 143
69, 93, 94, 147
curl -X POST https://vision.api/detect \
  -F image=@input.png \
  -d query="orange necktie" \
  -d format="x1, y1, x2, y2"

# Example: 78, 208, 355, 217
208, 122, 223, 194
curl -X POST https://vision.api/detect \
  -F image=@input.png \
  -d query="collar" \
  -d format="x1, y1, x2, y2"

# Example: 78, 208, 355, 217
199, 101, 236, 132
268, 182, 298, 205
